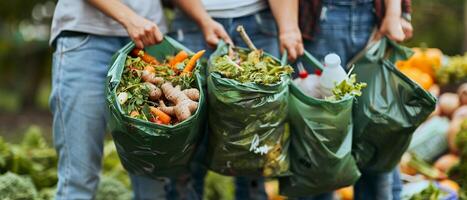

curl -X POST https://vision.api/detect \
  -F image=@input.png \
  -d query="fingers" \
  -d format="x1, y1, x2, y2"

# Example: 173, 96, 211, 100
287, 47, 297, 61
280, 33, 304, 62
129, 22, 163, 49
144, 25, 156, 45
401, 19, 413, 40
203, 21, 234, 48
218, 30, 234, 47
205, 34, 220, 48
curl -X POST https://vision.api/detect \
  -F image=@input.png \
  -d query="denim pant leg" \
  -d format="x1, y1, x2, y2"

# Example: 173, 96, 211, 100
50, 34, 114, 199
131, 175, 168, 200
392, 168, 403, 200
50, 34, 167, 200
354, 168, 402, 200
302, 2, 375, 68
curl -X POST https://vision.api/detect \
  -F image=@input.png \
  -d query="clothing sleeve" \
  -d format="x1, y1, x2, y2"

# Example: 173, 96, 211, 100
401, 0, 411, 14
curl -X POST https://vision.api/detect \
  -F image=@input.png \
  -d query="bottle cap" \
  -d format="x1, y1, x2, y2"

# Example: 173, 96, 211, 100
298, 71, 308, 78
324, 53, 341, 67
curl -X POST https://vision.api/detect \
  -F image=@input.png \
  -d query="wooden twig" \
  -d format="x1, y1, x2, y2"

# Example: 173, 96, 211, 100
236, 25, 257, 50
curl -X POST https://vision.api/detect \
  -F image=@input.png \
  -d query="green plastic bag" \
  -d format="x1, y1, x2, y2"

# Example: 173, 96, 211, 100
105, 37, 207, 178
205, 41, 290, 177
279, 51, 360, 197
350, 38, 437, 172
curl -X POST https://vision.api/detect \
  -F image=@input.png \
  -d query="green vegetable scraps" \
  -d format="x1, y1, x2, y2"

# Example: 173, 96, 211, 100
436, 53, 467, 85
326, 74, 367, 101
409, 183, 443, 200
213, 49, 293, 85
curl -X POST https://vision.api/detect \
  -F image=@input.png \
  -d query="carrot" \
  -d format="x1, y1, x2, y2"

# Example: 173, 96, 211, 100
130, 48, 160, 65
169, 51, 189, 68
149, 106, 171, 125
183, 50, 205, 73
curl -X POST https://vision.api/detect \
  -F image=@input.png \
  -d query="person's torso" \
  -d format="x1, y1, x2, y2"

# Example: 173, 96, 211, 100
50, 0, 167, 45
201, 0, 268, 18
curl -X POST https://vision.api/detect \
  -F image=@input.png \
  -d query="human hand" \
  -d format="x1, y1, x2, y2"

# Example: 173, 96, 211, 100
279, 27, 304, 61
401, 18, 413, 40
200, 19, 233, 48
123, 14, 164, 49
378, 15, 405, 42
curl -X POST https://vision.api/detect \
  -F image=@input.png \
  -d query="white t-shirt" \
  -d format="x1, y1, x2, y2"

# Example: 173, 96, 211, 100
50, 0, 167, 45
202, 0, 268, 18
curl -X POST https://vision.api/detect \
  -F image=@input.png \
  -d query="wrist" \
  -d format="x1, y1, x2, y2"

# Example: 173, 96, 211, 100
197, 15, 215, 30
120, 11, 137, 28
401, 12, 412, 22
278, 24, 300, 35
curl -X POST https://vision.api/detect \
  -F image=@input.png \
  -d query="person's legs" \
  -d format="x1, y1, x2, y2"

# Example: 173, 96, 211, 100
392, 167, 403, 200
51, 33, 117, 199
354, 169, 396, 200
131, 175, 168, 200
297, 193, 334, 200
51, 33, 167, 200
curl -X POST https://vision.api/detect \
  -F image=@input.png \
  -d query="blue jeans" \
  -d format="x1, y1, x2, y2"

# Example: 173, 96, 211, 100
166, 9, 279, 200
50, 33, 167, 200
300, 1, 402, 200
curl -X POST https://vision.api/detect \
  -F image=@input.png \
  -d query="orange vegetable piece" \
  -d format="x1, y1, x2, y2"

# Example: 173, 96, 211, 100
183, 50, 206, 73
439, 179, 460, 193
149, 106, 171, 125
409, 47, 443, 79
169, 50, 189, 69
131, 48, 160, 65
399, 67, 434, 90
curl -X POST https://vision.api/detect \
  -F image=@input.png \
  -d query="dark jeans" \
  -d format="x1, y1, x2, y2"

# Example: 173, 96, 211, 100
166, 9, 280, 200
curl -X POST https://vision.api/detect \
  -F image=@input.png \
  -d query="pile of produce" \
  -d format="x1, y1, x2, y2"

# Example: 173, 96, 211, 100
116, 48, 204, 125
396, 46, 442, 90
399, 79, 467, 198
397, 46, 467, 89
0, 125, 131, 200
437, 53, 467, 85
212, 48, 293, 85
449, 119, 467, 199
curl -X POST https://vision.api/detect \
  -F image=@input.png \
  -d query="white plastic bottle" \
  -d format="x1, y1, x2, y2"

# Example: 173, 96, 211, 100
293, 62, 321, 98
319, 53, 347, 97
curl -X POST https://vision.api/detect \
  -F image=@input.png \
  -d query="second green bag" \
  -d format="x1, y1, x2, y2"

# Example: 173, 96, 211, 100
350, 38, 437, 172
279, 52, 360, 197
205, 41, 290, 177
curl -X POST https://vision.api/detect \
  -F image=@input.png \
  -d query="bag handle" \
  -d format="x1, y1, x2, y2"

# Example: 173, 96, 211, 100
297, 50, 324, 71
107, 41, 135, 88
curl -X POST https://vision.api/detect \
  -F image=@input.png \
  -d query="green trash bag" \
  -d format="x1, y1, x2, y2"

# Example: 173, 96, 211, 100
105, 37, 207, 178
279, 51, 360, 197
350, 37, 437, 172
205, 41, 290, 177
